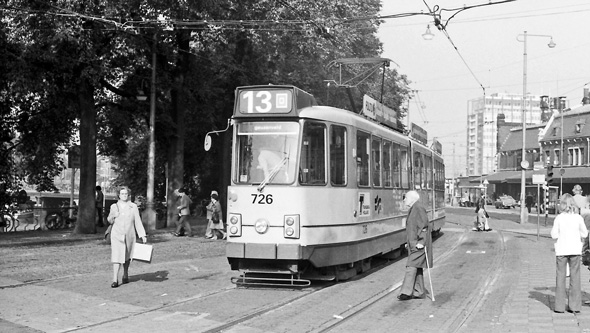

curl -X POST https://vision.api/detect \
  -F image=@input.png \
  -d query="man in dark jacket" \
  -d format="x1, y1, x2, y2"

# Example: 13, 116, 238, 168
398, 190, 433, 301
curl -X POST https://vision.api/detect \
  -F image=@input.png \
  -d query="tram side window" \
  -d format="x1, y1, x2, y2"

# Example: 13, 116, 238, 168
413, 151, 424, 190
425, 156, 432, 189
400, 147, 409, 189
383, 141, 392, 188
392, 143, 401, 188
330, 125, 347, 186
356, 131, 370, 187
435, 160, 444, 190
300, 122, 326, 185
372, 137, 382, 187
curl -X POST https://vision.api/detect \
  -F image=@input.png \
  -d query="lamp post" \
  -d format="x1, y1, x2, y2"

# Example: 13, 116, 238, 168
144, 31, 157, 231
516, 31, 556, 224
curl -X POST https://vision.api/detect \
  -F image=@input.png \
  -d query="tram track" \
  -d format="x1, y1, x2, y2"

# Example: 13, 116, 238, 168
187, 227, 470, 333
4, 226, 499, 333
311, 227, 507, 333
442, 230, 507, 332
310, 227, 470, 333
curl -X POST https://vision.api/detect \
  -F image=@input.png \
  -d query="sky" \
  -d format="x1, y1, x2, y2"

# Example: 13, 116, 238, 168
377, 0, 590, 178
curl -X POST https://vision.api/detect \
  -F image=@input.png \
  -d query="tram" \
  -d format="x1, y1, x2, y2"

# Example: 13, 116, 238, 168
225, 85, 445, 286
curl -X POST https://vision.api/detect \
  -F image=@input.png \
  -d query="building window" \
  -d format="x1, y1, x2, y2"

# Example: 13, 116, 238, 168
554, 149, 561, 166
568, 147, 584, 166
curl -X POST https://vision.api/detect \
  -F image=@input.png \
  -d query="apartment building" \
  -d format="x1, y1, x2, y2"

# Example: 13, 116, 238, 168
466, 93, 543, 176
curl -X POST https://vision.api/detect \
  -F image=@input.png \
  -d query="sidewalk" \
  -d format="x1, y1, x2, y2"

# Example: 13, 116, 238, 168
449, 207, 590, 332
0, 216, 209, 246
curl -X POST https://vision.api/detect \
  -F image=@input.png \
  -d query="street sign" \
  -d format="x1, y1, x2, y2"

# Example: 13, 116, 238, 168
560, 168, 565, 176
532, 174, 545, 185
68, 145, 80, 169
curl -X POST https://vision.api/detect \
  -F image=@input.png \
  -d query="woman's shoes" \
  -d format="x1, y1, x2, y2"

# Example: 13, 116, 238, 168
122, 277, 129, 284
111, 282, 119, 288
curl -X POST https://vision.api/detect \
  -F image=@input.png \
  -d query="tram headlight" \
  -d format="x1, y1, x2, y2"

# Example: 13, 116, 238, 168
228, 213, 241, 237
283, 214, 300, 239
285, 227, 294, 236
254, 219, 269, 234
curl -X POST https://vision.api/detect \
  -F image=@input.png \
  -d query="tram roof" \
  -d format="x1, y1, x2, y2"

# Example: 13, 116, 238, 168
299, 105, 413, 145
232, 84, 441, 156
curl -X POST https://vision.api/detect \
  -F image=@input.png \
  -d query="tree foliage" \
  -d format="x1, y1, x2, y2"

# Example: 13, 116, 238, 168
0, 0, 412, 231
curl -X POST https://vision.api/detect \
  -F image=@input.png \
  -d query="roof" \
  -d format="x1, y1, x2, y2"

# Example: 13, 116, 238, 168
541, 104, 590, 142
499, 125, 545, 152
502, 167, 590, 184
479, 170, 522, 184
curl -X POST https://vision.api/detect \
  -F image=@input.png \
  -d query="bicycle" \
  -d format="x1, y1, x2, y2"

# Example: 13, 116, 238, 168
1, 204, 19, 232
45, 203, 77, 230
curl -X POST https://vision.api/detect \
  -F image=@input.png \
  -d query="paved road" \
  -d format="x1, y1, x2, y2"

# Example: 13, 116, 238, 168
2, 208, 590, 332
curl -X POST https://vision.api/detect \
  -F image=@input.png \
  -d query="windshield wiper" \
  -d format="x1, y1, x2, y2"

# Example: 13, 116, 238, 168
257, 156, 289, 192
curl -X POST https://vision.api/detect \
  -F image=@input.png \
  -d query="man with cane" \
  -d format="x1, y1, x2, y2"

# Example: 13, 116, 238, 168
398, 190, 434, 301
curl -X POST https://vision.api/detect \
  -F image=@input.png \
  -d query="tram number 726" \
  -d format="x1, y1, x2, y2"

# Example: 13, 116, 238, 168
251, 194, 274, 204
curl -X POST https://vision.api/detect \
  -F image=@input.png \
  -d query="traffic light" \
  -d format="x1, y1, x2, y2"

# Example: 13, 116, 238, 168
546, 165, 554, 186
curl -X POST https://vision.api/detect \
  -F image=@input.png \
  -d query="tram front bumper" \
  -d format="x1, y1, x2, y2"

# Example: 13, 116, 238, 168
226, 242, 302, 260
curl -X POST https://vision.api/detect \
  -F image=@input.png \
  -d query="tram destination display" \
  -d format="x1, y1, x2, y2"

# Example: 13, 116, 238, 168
238, 88, 293, 114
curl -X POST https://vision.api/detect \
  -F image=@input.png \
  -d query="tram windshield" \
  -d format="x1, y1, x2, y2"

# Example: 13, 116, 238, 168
234, 121, 299, 185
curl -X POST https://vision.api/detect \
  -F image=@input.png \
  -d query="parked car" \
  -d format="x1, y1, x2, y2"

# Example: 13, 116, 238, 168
495, 195, 516, 209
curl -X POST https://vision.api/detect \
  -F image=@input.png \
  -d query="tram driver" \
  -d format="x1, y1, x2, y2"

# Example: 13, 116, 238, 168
257, 150, 288, 183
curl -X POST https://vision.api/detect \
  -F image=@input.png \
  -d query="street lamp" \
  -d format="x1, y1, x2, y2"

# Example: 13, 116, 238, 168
516, 31, 555, 224
422, 25, 434, 40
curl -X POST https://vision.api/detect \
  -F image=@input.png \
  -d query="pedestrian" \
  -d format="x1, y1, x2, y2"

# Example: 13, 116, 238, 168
472, 191, 491, 232
525, 193, 533, 213
205, 190, 226, 240
551, 193, 588, 313
572, 185, 587, 214
398, 190, 432, 301
172, 188, 193, 237
107, 186, 147, 288
96, 185, 104, 227
582, 195, 590, 255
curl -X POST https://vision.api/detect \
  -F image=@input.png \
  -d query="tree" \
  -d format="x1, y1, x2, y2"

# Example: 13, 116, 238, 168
2, 0, 148, 233
1, 0, 411, 232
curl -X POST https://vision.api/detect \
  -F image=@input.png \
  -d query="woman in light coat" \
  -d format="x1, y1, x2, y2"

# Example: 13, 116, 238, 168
205, 190, 226, 240
551, 193, 588, 313
107, 186, 147, 288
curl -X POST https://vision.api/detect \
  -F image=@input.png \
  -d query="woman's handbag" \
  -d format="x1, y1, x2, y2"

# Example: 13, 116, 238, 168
211, 211, 220, 223
104, 224, 112, 240
583, 250, 590, 266
133, 243, 153, 263
104, 203, 120, 240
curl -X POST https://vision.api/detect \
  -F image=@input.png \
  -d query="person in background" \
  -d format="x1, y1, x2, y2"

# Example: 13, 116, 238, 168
473, 191, 491, 232
205, 190, 226, 240
96, 186, 104, 228
107, 186, 147, 288
398, 190, 432, 301
525, 193, 534, 214
172, 188, 193, 237
551, 193, 588, 313
572, 185, 587, 214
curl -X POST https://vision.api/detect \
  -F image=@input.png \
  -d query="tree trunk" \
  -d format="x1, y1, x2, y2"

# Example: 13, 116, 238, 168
74, 78, 97, 234
165, 31, 190, 227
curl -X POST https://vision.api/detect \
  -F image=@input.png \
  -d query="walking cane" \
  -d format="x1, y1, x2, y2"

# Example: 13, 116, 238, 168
424, 245, 435, 302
